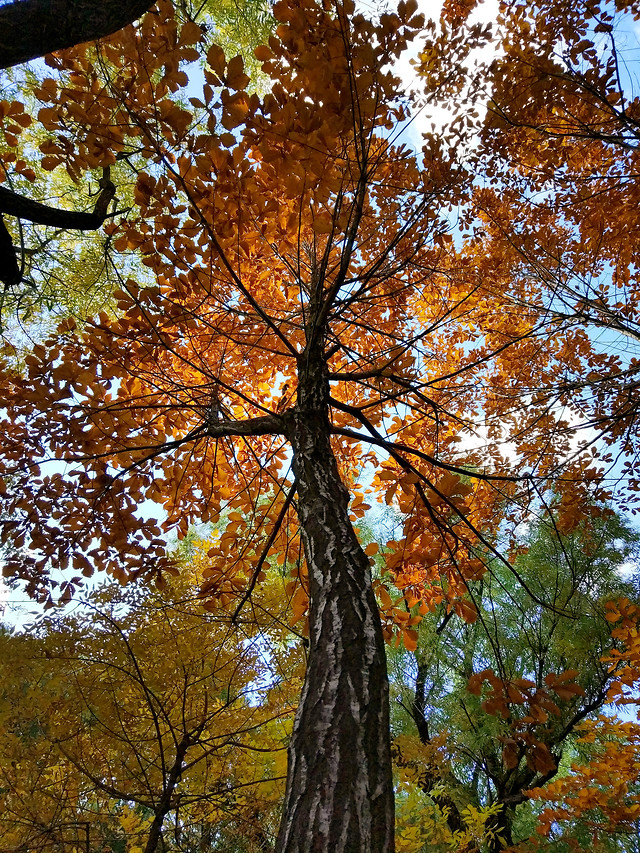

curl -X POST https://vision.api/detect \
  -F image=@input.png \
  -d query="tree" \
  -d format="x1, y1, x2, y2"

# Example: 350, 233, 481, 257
0, 0, 638, 850
0, 562, 298, 853
0, 0, 155, 296
525, 715, 640, 852
0, 0, 271, 318
420, 0, 640, 504
389, 505, 640, 851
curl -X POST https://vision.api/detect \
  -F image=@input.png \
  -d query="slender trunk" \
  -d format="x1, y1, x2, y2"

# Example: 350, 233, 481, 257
276, 352, 394, 853
408, 661, 469, 840
144, 811, 167, 853
199, 823, 213, 853
144, 738, 189, 853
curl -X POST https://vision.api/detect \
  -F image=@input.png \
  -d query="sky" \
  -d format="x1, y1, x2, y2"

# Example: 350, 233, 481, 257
394, 0, 501, 141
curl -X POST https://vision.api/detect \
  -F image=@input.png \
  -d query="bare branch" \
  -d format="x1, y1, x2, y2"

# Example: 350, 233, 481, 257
206, 413, 285, 439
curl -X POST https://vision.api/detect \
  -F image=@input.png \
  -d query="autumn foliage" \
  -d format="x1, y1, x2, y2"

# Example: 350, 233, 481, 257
1, 0, 640, 849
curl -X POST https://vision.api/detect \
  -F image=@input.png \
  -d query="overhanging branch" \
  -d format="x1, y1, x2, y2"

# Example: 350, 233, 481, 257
0, 169, 116, 288
0, 0, 155, 69
206, 413, 285, 438
0, 171, 116, 230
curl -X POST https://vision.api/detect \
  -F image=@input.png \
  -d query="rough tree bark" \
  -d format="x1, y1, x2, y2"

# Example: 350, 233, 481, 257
275, 343, 395, 853
0, 0, 154, 69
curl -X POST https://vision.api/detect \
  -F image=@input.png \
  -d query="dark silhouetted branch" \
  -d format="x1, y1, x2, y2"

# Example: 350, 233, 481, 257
0, 0, 154, 69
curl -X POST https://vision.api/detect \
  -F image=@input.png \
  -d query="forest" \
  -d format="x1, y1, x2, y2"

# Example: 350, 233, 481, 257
0, 0, 639, 850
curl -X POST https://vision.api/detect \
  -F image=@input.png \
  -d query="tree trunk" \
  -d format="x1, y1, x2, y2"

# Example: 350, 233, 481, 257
0, 0, 154, 69
144, 813, 166, 853
199, 823, 213, 853
487, 803, 513, 853
275, 351, 394, 853
144, 737, 189, 853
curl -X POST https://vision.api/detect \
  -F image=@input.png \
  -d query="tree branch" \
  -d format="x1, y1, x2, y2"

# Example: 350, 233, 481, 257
0, 169, 116, 288
206, 413, 285, 438
0, 0, 155, 69
0, 173, 116, 231
230, 481, 297, 624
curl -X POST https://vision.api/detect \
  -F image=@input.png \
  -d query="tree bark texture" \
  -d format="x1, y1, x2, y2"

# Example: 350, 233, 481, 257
276, 351, 394, 853
0, 0, 154, 69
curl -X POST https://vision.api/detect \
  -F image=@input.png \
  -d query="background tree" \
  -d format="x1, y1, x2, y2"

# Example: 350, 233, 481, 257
0, 0, 273, 337
389, 506, 640, 852
0, 560, 298, 853
0, 0, 154, 300
525, 714, 640, 853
